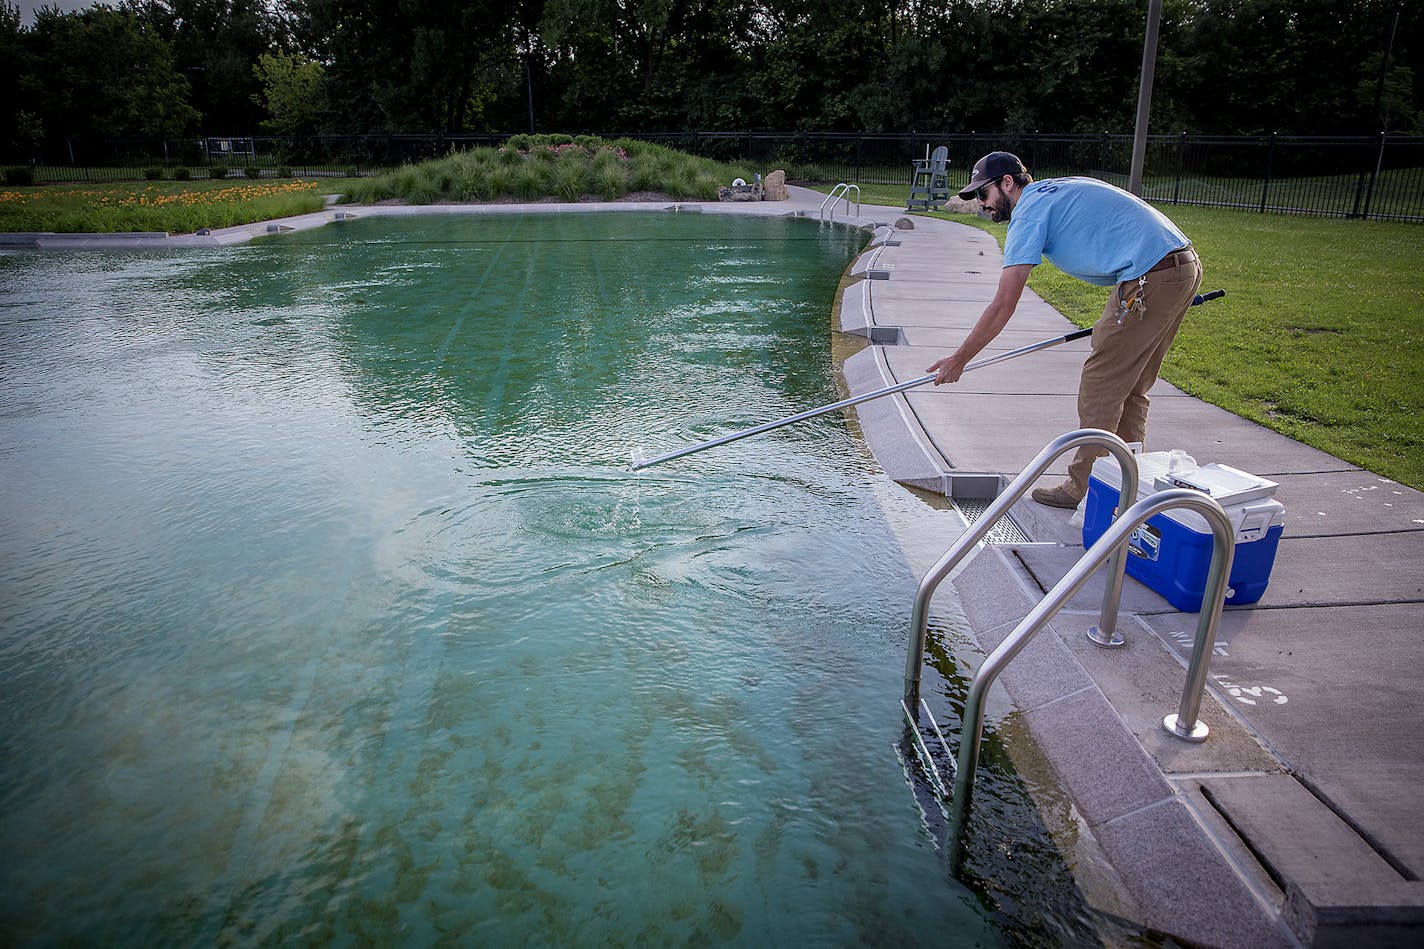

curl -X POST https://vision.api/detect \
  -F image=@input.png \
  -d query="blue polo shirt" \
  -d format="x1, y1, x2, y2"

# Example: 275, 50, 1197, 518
1002, 177, 1190, 286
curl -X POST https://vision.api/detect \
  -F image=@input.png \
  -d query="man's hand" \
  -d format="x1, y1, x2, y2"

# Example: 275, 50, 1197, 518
926, 351, 970, 385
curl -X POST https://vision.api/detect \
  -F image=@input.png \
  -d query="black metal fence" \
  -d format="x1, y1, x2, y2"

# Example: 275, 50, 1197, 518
6, 131, 1422, 223
637, 131, 1424, 223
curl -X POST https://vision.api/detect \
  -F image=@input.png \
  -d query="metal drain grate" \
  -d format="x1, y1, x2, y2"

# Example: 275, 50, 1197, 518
950, 497, 1032, 545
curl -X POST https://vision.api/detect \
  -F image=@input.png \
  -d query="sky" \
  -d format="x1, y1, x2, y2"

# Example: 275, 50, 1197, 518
16, 1, 114, 27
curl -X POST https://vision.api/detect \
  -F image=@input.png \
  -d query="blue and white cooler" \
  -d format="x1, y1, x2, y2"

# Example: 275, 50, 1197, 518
1081, 452, 1285, 612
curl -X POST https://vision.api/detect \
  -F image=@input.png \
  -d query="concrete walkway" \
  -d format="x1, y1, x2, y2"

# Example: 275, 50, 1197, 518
828, 190, 1424, 948
12, 186, 1421, 946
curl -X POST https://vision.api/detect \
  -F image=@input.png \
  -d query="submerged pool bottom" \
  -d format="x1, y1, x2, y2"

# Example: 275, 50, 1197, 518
0, 212, 1102, 944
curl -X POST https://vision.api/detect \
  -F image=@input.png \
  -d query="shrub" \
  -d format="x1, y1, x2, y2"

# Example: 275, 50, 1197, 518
143, 167, 164, 180
504, 133, 532, 152
277, 166, 292, 178
5, 166, 36, 186
244, 166, 262, 179
210, 165, 229, 179
173, 167, 191, 180
592, 147, 624, 171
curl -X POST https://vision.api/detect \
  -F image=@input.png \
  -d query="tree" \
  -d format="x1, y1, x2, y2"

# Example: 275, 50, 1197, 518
6, 0, 1423, 140
252, 49, 326, 135
28, 5, 199, 141
158, 0, 277, 134
1, 3, 30, 160
295, 0, 523, 133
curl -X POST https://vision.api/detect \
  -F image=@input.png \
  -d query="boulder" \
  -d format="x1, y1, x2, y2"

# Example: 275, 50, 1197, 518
894, 217, 915, 230
763, 170, 788, 201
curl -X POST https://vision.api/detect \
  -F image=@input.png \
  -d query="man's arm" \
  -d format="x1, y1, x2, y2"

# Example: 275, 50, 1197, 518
925, 264, 1033, 384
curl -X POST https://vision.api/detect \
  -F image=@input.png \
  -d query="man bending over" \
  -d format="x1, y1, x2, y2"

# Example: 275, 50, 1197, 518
926, 151, 1203, 508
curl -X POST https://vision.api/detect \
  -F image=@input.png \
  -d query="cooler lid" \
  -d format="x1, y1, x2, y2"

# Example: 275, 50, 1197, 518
1156, 463, 1278, 506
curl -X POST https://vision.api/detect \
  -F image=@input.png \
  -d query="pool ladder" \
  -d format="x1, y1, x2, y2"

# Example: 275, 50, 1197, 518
819, 183, 861, 221
901, 429, 1238, 876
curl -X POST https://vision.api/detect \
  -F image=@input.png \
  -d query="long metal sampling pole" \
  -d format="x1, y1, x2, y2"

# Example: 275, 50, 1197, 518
629, 327, 1091, 471
628, 290, 1223, 472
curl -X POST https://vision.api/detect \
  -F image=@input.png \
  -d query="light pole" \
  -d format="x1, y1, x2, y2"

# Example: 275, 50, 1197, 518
1128, 0, 1163, 196
523, 55, 535, 135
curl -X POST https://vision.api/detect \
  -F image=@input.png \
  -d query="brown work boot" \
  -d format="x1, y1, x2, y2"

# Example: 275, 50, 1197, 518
1031, 483, 1082, 509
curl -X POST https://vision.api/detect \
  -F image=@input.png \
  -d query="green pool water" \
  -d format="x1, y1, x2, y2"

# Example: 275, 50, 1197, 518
2, 212, 1070, 945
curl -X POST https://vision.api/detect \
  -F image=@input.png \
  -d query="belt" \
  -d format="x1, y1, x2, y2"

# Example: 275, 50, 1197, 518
1146, 247, 1197, 274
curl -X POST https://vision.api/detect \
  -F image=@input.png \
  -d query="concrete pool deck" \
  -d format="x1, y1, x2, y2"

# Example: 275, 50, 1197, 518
821, 189, 1424, 948
9, 186, 1420, 946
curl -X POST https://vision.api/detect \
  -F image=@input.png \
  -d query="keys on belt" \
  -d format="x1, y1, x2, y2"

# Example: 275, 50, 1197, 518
1117, 276, 1147, 324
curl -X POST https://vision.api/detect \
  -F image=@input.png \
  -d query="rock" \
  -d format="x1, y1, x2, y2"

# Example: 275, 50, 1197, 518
717, 183, 762, 202
943, 195, 981, 215
763, 170, 788, 201
895, 217, 915, 230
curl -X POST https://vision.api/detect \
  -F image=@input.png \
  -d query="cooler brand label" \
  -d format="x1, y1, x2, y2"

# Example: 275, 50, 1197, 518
1129, 523, 1162, 561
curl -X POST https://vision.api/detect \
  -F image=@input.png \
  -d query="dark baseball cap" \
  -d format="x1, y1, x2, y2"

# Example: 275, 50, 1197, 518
958, 151, 1028, 199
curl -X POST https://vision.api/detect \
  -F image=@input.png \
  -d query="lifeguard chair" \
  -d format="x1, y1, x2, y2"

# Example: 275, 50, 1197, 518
906, 146, 950, 211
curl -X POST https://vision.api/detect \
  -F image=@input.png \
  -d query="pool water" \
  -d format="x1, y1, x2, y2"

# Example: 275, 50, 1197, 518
3, 212, 1048, 944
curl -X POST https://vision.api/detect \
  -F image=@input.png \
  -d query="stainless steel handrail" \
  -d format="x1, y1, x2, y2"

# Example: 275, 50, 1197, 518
819, 183, 861, 220
939, 487, 1236, 875
902, 429, 1139, 711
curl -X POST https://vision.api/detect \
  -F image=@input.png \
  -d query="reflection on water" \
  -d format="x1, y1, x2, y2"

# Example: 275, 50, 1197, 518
1, 214, 1016, 944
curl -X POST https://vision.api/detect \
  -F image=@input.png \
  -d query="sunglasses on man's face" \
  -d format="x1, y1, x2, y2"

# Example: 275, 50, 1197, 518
975, 182, 996, 202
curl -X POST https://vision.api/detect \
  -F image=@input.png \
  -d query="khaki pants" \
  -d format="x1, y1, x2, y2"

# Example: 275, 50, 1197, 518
1064, 250, 1204, 496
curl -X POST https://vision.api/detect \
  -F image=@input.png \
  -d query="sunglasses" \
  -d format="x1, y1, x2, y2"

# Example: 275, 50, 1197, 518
975, 182, 996, 202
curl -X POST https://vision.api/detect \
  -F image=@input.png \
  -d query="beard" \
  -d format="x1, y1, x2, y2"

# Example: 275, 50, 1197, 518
985, 191, 1013, 223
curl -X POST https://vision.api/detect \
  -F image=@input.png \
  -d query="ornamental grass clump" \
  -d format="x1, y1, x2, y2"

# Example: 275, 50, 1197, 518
595, 162, 629, 201
485, 164, 515, 198
512, 163, 548, 200
628, 156, 664, 193
454, 165, 491, 202
552, 156, 589, 202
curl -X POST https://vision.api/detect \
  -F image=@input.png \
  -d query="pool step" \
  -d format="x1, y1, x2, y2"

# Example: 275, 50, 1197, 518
944, 473, 1040, 545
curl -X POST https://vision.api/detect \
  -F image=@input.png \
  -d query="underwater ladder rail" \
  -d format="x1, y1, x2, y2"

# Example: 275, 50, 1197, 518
901, 429, 1238, 877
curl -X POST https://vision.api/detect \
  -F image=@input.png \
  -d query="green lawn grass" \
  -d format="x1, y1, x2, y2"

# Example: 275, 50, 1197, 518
835, 182, 1424, 490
